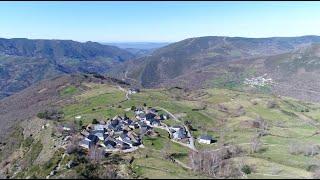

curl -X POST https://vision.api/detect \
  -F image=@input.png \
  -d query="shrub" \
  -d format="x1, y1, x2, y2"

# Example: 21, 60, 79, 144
92, 119, 99, 124
241, 165, 252, 174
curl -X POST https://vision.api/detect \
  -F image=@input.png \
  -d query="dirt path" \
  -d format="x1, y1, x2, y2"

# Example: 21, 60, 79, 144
154, 106, 197, 151
117, 85, 130, 100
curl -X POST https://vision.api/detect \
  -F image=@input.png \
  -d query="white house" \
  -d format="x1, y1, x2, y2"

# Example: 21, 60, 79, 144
198, 135, 213, 144
63, 127, 71, 131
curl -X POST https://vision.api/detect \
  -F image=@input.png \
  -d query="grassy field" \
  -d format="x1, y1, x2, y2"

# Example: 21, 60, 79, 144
10, 82, 320, 179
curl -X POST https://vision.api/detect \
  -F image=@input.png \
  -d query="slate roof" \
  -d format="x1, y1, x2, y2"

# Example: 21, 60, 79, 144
86, 134, 99, 144
199, 135, 213, 141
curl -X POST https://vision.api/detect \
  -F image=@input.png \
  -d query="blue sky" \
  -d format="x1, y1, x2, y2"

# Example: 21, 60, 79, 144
0, 1, 320, 42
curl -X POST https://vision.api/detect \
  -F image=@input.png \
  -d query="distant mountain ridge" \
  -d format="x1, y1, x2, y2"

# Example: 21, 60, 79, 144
0, 38, 135, 99
102, 42, 170, 49
118, 35, 320, 88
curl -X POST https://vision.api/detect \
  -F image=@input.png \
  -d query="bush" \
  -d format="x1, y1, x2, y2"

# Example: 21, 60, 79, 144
241, 165, 252, 174
267, 100, 277, 109
92, 119, 99, 124
36, 109, 64, 120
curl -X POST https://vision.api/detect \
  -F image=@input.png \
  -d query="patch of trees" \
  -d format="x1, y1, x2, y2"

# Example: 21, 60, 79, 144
37, 108, 64, 120
189, 146, 244, 178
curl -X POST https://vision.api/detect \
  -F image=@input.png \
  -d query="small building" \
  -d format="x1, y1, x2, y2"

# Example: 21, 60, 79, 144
63, 126, 71, 131
145, 113, 156, 120
172, 127, 188, 140
170, 125, 183, 132
118, 133, 133, 147
85, 134, 99, 145
79, 139, 93, 149
198, 135, 213, 144
128, 88, 140, 94
136, 113, 146, 121
104, 139, 117, 149
148, 108, 157, 114
93, 124, 105, 131
146, 118, 160, 126
75, 115, 82, 120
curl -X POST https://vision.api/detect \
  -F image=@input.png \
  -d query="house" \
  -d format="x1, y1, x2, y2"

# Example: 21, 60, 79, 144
136, 113, 146, 121
148, 108, 157, 114
86, 134, 99, 145
118, 133, 133, 147
163, 114, 169, 120
140, 125, 152, 135
129, 123, 139, 129
108, 119, 123, 132
172, 128, 188, 140
104, 139, 117, 149
145, 113, 156, 120
63, 126, 71, 131
79, 139, 93, 149
92, 130, 104, 141
80, 130, 90, 137
93, 124, 105, 131
151, 119, 161, 126
170, 125, 183, 132
134, 107, 144, 115
198, 135, 213, 144
124, 119, 133, 125
128, 88, 140, 94
146, 118, 160, 126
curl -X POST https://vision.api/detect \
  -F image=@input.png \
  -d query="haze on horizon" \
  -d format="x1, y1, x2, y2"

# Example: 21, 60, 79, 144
1, 1, 320, 43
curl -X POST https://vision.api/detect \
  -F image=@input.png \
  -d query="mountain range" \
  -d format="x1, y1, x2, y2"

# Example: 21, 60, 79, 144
0, 38, 134, 99
3, 36, 320, 102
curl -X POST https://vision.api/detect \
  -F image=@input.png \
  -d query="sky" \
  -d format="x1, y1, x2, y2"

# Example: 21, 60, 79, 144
0, 1, 320, 43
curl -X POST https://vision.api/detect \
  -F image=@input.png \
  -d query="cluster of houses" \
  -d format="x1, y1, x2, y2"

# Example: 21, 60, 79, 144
244, 74, 273, 87
77, 106, 215, 154
78, 107, 171, 152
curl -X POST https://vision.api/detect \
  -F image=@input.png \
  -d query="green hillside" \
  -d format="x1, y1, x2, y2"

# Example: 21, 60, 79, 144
3, 79, 320, 179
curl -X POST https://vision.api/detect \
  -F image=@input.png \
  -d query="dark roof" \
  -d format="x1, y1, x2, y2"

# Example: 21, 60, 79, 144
146, 113, 156, 120
104, 140, 116, 147
125, 119, 133, 125
91, 130, 104, 134
87, 134, 99, 144
151, 119, 160, 125
111, 119, 119, 126
108, 123, 122, 132
200, 135, 213, 140
138, 113, 146, 118
177, 129, 187, 139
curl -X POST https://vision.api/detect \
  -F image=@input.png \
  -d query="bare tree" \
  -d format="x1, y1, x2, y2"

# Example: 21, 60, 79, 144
250, 136, 263, 153
189, 146, 242, 178
88, 146, 104, 164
